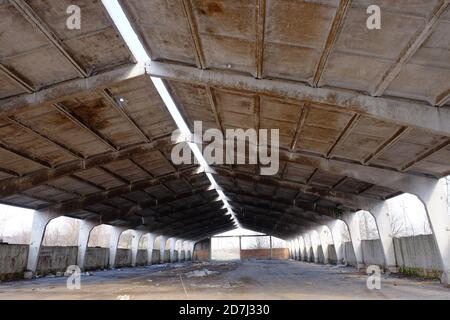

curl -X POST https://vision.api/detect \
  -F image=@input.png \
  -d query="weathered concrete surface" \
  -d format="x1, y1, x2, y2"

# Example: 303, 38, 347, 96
135, 249, 147, 266
84, 248, 109, 271
0, 260, 449, 300
115, 249, 132, 268
0, 244, 28, 281
152, 250, 160, 264
361, 240, 385, 267
394, 235, 441, 278
328, 244, 338, 265
343, 242, 357, 266
36, 246, 77, 275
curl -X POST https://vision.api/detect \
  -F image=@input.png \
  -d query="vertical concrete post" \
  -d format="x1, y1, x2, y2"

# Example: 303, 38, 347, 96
109, 227, 126, 269
303, 234, 311, 261
131, 230, 145, 267
329, 220, 344, 265
292, 239, 297, 259
318, 227, 330, 264
146, 233, 156, 265
299, 236, 307, 261
169, 238, 176, 262
26, 210, 59, 274
183, 240, 189, 261
269, 236, 273, 260
309, 233, 319, 263
370, 202, 398, 273
415, 179, 450, 285
159, 236, 168, 263
342, 212, 365, 270
189, 241, 196, 260
178, 240, 185, 261
293, 238, 299, 260
77, 220, 99, 271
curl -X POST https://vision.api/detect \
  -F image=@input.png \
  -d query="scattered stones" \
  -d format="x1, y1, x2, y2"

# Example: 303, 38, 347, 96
186, 269, 219, 278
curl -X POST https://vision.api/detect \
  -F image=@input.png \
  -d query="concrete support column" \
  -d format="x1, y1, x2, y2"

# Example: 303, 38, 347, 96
26, 210, 59, 274
183, 240, 189, 261
300, 236, 308, 261
146, 233, 156, 265
293, 238, 299, 260
77, 220, 99, 271
159, 236, 168, 263
342, 212, 365, 270
291, 240, 297, 259
169, 238, 176, 262
131, 230, 145, 267
415, 179, 450, 285
371, 202, 398, 273
303, 234, 311, 262
189, 241, 195, 260
329, 221, 344, 265
309, 233, 319, 263
318, 227, 330, 264
109, 227, 126, 269
296, 237, 302, 260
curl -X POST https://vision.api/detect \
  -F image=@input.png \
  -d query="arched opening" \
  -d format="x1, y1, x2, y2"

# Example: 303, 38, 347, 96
152, 236, 162, 264
319, 226, 335, 264
386, 193, 431, 237
116, 229, 133, 268
85, 224, 111, 271
42, 216, 80, 246
310, 231, 321, 263
164, 238, 171, 262
0, 204, 33, 244
88, 225, 111, 248
175, 239, 183, 262
357, 210, 379, 240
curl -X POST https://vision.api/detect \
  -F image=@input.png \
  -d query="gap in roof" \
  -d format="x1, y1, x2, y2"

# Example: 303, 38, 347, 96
102, 0, 238, 225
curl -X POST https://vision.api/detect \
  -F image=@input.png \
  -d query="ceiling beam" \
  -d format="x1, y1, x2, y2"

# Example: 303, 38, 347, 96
101, 89, 150, 143
436, 88, 450, 107
146, 61, 450, 137
224, 189, 340, 218
180, 0, 206, 69
0, 136, 171, 198
0, 63, 146, 117
38, 166, 203, 215
10, 0, 88, 77
52, 102, 117, 151
372, 0, 450, 97
312, 0, 351, 87
280, 150, 437, 195
5, 116, 84, 159
0, 64, 34, 93
213, 167, 380, 210
255, 0, 266, 78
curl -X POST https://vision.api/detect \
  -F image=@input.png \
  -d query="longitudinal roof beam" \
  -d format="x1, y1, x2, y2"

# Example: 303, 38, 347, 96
146, 61, 450, 137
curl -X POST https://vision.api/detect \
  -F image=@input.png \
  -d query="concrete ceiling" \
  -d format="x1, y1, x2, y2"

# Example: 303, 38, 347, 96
0, 0, 449, 239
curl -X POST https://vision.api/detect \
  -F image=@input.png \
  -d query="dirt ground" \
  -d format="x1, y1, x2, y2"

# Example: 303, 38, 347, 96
0, 260, 449, 300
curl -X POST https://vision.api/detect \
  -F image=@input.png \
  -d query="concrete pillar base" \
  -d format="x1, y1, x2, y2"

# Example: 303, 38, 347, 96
356, 263, 366, 271
441, 271, 450, 286
26, 210, 59, 273
385, 266, 399, 274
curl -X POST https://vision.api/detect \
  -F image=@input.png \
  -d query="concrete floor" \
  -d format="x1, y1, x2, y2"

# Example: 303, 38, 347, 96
0, 260, 449, 300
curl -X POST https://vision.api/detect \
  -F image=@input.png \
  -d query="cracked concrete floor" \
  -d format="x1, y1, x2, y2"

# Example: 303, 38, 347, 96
0, 260, 449, 300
